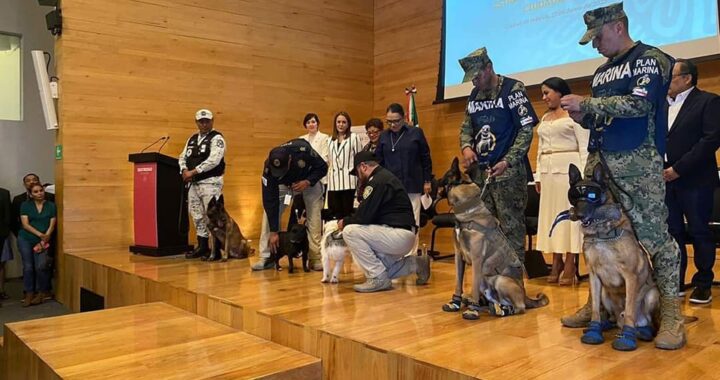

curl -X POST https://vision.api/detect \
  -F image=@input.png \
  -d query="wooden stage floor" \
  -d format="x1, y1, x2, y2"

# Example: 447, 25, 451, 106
57, 250, 720, 379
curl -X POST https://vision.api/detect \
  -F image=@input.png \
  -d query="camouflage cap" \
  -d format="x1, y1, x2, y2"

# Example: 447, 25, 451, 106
579, 2, 626, 45
459, 47, 491, 83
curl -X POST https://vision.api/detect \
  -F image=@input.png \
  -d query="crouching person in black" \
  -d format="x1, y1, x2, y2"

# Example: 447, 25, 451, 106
339, 151, 431, 293
253, 139, 328, 271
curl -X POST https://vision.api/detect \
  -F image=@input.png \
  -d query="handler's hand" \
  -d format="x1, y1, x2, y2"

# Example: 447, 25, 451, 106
291, 180, 310, 192
462, 147, 477, 167
268, 232, 279, 254
182, 169, 194, 183
534, 182, 541, 194
337, 219, 345, 231
568, 110, 586, 123
560, 94, 585, 113
488, 160, 509, 178
663, 167, 680, 182
423, 182, 432, 195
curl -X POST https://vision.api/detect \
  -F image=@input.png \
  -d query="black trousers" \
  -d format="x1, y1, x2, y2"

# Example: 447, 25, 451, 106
665, 181, 716, 289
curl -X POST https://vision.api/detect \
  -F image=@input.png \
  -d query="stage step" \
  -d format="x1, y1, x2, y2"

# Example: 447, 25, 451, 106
2, 302, 321, 379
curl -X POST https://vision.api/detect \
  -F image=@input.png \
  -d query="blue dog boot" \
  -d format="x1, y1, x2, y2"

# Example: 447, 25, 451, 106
612, 325, 638, 351
583, 319, 615, 333
636, 325, 656, 342
581, 321, 605, 345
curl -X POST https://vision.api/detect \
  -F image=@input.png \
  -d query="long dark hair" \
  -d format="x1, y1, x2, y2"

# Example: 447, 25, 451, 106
332, 111, 352, 141
541, 77, 572, 97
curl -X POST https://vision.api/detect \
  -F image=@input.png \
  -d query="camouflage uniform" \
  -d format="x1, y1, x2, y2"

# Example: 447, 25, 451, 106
569, 2, 685, 349
458, 48, 538, 263
179, 130, 226, 238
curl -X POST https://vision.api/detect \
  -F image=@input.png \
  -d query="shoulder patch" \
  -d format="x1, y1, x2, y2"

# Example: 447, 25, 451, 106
510, 81, 526, 93
363, 186, 373, 199
299, 146, 307, 152
216, 139, 224, 148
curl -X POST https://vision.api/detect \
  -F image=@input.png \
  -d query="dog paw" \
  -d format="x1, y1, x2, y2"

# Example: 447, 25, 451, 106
321, 277, 329, 283
330, 277, 339, 284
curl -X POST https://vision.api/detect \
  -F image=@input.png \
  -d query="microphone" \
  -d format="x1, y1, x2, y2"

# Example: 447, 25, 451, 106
140, 136, 168, 153
157, 135, 170, 153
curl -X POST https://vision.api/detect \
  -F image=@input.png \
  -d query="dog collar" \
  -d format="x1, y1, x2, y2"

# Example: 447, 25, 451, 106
585, 227, 624, 242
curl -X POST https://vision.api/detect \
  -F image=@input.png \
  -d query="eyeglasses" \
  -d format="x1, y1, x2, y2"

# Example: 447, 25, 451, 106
366, 130, 380, 135
386, 119, 403, 126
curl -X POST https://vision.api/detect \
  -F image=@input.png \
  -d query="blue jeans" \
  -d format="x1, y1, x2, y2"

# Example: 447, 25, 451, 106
17, 237, 51, 293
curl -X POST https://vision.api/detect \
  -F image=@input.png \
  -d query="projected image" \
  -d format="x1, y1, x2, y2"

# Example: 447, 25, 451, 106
442, 0, 720, 100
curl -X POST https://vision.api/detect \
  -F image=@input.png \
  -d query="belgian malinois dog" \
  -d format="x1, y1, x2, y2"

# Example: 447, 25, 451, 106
438, 158, 549, 320
551, 163, 658, 351
205, 195, 254, 262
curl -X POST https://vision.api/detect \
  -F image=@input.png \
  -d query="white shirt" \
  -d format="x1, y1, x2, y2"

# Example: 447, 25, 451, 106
667, 86, 694, 131
300, 131, 330, 185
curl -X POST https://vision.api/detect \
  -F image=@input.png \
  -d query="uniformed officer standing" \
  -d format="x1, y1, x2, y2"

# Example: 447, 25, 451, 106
458, 47, 538, 265
179, 109, 226, 260
559, 2, 684, 350
252, 139, 328, 271
339, 151, 431, 293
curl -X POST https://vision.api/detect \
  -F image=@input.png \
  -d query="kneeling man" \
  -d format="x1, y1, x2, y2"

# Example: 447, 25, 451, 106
339, 151, 431, 293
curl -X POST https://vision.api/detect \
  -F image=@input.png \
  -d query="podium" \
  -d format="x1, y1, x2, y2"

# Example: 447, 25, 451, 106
128, 152, 193, 256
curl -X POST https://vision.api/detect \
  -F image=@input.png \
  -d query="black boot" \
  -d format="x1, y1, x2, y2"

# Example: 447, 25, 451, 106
186, 236, 209, 259
204, 237, 223, 261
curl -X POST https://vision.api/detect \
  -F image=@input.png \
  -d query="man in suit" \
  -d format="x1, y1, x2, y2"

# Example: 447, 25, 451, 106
664, 58, 720, 304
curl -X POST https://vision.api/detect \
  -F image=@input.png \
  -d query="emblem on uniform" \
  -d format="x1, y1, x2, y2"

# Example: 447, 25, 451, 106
474, 125, 497, 157
273, 158, 281, 167
363, 186, 373, 199
300, 146, 307, 152
297, 159, 306, 168
637, 74, 651, 86
200, 145, 207, 153
518, 105, 528, 116
216, 139, 224, 148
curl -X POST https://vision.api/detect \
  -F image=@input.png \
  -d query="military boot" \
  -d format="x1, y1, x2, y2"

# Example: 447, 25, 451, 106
561, 293, 591, 328
655, 296, 686, 350
186, 236, 209, 259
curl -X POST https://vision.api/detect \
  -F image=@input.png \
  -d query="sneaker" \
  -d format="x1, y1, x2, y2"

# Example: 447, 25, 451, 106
689, 287, 712, 304
415, 255, 431, 285
353, 273, 393, 293
251, 258, 275, 271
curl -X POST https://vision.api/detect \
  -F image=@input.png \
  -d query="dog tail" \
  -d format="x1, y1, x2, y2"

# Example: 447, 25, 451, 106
525, 293, 549, 309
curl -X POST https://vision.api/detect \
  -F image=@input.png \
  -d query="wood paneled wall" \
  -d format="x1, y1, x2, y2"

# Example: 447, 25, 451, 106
373, 0, 720, 250
56, 0, 374, 253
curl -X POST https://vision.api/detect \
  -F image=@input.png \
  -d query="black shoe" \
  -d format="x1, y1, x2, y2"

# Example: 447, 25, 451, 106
689, 287, 712, 304
186, 236, 210, 259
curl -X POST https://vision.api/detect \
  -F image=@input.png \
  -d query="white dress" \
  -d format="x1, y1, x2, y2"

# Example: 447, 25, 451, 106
535, 114, 589, 254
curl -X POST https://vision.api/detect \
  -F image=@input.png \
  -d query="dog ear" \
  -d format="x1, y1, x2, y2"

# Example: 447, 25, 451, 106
592, 163, 604, 185
218, 194, 225, 205
208, 197, 216, 208
568, 164, 582, 185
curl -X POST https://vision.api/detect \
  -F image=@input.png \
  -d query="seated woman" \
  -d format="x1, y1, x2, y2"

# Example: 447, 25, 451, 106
535, 77, 588, 285
18, 183, 56, 306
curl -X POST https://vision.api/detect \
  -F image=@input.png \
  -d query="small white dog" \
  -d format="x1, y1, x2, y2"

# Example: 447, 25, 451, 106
320, 220, 349, 284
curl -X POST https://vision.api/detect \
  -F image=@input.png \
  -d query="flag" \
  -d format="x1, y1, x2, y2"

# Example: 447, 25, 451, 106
405, 86, 419, 127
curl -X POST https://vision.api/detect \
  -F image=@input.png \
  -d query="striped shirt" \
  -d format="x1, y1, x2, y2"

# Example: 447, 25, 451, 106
327, 133, 362, 191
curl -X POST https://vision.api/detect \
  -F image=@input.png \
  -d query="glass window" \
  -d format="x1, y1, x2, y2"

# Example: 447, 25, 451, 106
0, 33, 22, 121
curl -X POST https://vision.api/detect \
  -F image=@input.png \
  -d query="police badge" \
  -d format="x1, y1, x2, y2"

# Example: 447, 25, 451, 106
297, 159, 306, 169
273, 158, 281, 167
363, 186, 373, 199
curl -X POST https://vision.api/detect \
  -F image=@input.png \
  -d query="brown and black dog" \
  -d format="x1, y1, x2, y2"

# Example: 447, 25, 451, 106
438, 158, 548, 320
554, 163, 658, 351
205, 195, 254, 262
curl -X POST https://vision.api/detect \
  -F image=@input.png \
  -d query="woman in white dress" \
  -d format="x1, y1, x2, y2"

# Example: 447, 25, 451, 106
326, 111, 362, 220
299, 112, 330, 176
535, 77, 589, 285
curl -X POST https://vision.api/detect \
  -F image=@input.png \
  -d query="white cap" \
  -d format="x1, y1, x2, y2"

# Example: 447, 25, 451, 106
195, 109, 213, 120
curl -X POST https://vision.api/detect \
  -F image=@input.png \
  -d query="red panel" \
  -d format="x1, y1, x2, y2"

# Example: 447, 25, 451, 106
133, 163, 158, 247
